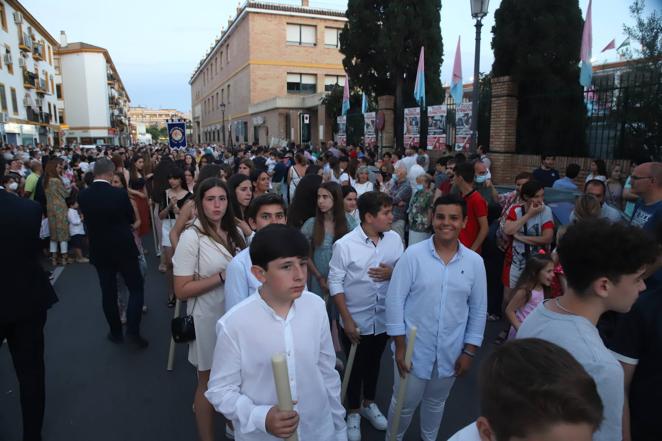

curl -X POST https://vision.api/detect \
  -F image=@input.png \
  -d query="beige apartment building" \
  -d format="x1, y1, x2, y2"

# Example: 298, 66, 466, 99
189, 0, 347, 147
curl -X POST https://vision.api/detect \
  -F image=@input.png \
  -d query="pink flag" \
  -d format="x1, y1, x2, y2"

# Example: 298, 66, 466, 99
601, 39, 616, 53
450, 37, 463, 105
580, 0, 592, 63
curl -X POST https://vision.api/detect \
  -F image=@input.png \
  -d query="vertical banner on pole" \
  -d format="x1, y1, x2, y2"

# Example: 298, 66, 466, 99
403, 107, 420, 148
426, 105, 447, 150
336, 115, 347, 147
454, 102, 473, 152
363, 112, 376, 148
167, 121, 187, 149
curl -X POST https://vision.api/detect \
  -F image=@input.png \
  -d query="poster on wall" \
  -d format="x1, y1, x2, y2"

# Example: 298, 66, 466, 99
426, 105, 447, 150
403, 107, 420, 148
363, 112, 376, 147
454, 102, 473, 152
336, 115, 346, 147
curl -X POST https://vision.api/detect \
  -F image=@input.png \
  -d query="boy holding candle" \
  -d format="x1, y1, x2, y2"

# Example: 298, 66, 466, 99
205, 224, 347, 441
385, 194, 487, 441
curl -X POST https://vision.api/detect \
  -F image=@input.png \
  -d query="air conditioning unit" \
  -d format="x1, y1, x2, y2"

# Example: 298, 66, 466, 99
18, 57, 26, 68
3, 53, 12, 65
13, 12, 23, 24
0, 112, 9, 123
35, 98, 43, 107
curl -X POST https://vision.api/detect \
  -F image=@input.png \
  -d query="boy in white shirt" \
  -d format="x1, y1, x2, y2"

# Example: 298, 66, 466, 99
206, 224, 347, 441
328, 191, 404, 441
67, 197, 89, 263
448, 338, 603, 441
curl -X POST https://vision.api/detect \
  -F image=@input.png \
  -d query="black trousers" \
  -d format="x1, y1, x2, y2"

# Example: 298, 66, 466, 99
340, 331, 388, 410
0, 310, 47, 441
94, 257, 144, 337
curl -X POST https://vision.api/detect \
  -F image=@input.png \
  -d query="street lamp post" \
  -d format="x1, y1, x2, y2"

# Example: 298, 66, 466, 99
470, 0, 489, 151
220, 103, 226, 145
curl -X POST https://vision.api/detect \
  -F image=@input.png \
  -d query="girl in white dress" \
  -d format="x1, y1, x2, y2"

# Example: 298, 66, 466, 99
173, 177, 246, 441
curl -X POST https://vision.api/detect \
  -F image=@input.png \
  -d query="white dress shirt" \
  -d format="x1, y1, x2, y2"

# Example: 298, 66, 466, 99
385, 238, 487, 379
224, 248, 261, 312
328, 226, 404, 335
205, 291, 347, 441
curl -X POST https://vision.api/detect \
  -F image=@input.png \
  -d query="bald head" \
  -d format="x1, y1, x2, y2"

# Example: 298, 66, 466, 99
631, 162, 662, 202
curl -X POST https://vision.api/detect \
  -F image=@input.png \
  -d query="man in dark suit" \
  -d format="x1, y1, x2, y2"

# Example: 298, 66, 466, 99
78, 158, 148, 348
0, 161, 58, 441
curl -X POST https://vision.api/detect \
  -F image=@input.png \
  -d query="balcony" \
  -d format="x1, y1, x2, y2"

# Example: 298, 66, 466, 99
36, 78, 48, 94
39, 112, 51, 124
32, 43, 45, 61
23, 69, 37, 89
26, 107, 40, 123
19, 32, 33, 52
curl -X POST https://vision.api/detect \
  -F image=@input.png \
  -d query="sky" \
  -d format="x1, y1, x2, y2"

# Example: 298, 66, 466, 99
21, 0, 656, 113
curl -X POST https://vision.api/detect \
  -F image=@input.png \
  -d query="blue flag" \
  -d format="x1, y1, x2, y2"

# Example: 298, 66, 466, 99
361, 93, 368, 114
414, 46, 426, 107
167, 121, 187, 148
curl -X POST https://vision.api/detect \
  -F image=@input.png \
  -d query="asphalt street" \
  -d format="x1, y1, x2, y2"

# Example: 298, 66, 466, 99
1, 238, 501, 441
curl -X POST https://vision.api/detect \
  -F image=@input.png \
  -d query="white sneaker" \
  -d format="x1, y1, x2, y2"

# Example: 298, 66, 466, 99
359, 402, 388, 431
347, 412, 361, 441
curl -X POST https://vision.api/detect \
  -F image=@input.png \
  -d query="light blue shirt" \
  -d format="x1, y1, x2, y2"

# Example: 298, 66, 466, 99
224, 248, 261, 312
552, 176, 579, 191
385, 238, 487, 379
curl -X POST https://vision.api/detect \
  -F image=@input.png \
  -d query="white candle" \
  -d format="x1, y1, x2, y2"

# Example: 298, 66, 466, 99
271, 353, 298, 441
389, 326, 417, 441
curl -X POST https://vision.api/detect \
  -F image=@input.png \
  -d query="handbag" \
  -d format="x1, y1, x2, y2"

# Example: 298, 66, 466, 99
171, 230, 201, 343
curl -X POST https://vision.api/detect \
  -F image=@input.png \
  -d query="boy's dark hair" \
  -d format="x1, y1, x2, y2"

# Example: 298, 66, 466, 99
454, 161, 474, 183
558, 219, 657, 294
454, 153, 467, 164
357, 191, 393, 223
514, 171, 532, 182
541, 154, 555, 162
565, 163, 581, 179
245, 193, 286, 221
250, 224, 309, 270
584, 179, 606, 193
480, 338, 603, 441
432, 194, 467, 218
520, 180, 544, 200
436, 156, 450, 167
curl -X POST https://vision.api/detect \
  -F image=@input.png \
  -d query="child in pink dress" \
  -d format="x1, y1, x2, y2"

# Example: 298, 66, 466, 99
505, 253, 554, 340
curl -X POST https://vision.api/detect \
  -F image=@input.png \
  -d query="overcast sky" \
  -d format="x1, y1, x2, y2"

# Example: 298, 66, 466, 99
22, 0, 654, 112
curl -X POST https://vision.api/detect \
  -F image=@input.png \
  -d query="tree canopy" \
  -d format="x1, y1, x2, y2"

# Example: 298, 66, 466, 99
492, 0, 587, 156
339, 0, 444, 149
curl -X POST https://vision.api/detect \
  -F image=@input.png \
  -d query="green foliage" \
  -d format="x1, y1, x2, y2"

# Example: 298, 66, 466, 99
478, 73, 492, 148
492, 0, 587, 156
321, 85, 367, 145
620, 0, 662, 159
146, 125, 167, 141
340, 0, 444, 149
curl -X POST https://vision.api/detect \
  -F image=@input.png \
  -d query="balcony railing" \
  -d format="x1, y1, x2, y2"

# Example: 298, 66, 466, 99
32, 43, 44, 61
19, 33, 33, 52
26, 108, 40, 123
36, 78, 47, 93
23, 69, 36, 89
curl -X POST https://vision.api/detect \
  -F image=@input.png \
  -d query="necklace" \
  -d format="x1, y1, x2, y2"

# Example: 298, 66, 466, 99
555, 298, 575, 315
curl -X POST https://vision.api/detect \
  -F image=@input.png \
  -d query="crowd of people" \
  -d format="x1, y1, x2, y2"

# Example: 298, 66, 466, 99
1, 140, 661, 441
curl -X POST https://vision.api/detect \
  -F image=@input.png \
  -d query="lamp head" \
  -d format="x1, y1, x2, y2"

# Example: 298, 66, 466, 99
470, 0, 489, 18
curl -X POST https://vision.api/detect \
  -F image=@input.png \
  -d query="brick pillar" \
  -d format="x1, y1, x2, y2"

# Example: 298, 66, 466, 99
378, 95, 395, 152
489, 76, 518, 153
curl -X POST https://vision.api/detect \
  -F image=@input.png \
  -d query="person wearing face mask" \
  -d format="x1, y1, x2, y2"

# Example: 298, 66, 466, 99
1, 175, 20, 194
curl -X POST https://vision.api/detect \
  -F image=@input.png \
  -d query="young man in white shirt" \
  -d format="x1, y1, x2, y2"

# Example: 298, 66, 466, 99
206, 224, 347, 441
385, 194, 487, 441
448, 338, 603, 441
517, 219, 657, 441
328, 191, 404, 441
224, 194, 287, 312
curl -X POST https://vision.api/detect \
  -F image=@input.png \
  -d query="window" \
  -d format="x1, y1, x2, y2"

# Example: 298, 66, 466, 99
58, 109, 65, 124
226, 44, 229, 63
221, 89, 224, 104
0, 84, 7, 111
220, 51, 223, 69
324, 75, 345, 92
324, 27, 341, 48
287, 73, 317, 94
287, 24, 316, 46
215, 92, 219, 109
10, 87, 17, 114
56, 84, 62, 99
0, 3, 6, 32
50, 77, 54, 93
227, 85, 230, 103
54, 56, 60, 74
48, 45, 52, 65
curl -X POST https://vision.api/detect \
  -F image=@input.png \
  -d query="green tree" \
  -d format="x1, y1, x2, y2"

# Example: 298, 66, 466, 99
340, 0, 444, 149
146, 125, 167, 142
478, 73, 492, 149
322, 85, 366, 145
619, 0, 662, 159
492, 0, 587, 156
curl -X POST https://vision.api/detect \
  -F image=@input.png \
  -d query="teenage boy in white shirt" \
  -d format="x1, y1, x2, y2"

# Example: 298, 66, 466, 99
224, 194, 287, 312
328, 191, 404, 441
448, 338, 603, 441
385, 194, 487, 441
205, 224, 347, 441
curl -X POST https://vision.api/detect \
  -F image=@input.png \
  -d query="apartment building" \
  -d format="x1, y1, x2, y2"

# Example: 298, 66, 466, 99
189, 0, 347, 146
0, 0, 60, 146
55, 32, 131, 146
128, 106, 189, 144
